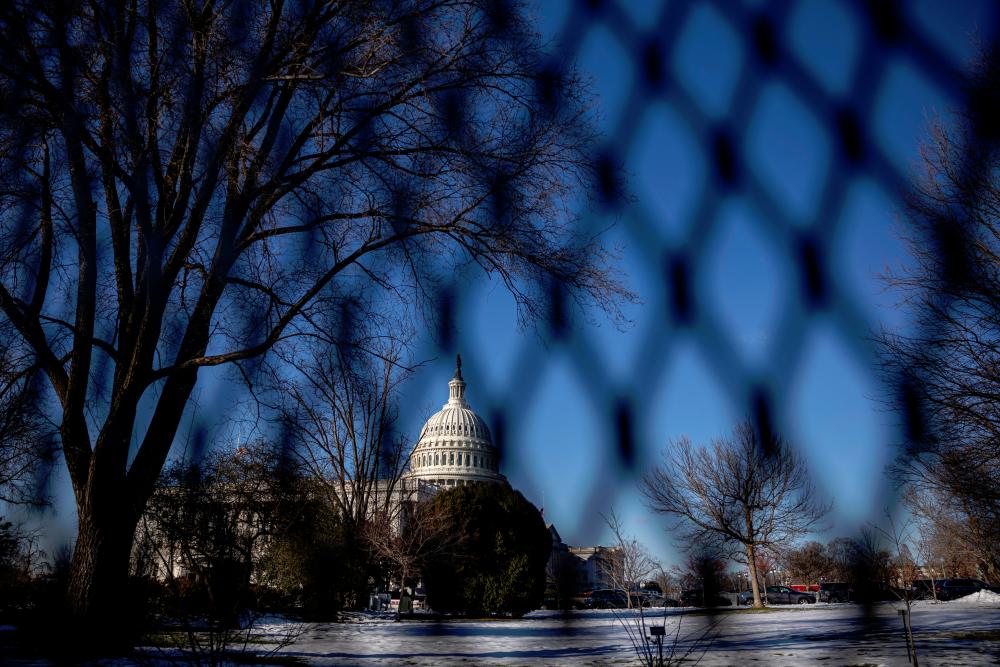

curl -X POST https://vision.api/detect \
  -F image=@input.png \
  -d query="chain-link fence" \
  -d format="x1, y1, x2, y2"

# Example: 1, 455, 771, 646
2, 0, 997, 637
399, 0, 999, 547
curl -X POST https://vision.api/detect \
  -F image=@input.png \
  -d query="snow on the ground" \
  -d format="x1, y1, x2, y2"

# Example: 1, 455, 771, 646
267, 602, 1000, 666
946, 589, 1000, 606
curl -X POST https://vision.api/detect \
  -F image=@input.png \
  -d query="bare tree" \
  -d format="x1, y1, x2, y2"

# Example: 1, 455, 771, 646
364, 497, 456, 594
139, 442, 290, 604
651, 569, 679, 602
275, 337, 413, 533
824, 537, 859, 583
641, 421, 830, 608
851, 527, 896, 595
675, 550, 729, 606
601, 509, 660, 609
600, 510, 721, 667
136, 439, 311, 664
0, 0, 630, 632
907, 486, 982, 580
1, 518, 48, 614
783, 541, 830, 587
0, 324, 54, 506
871, 514, 922, 666
877, 53, 1000, 585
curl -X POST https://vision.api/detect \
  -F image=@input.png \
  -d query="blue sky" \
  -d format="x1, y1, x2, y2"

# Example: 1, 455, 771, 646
18, 1, 998, 572
392, 0, 999, 567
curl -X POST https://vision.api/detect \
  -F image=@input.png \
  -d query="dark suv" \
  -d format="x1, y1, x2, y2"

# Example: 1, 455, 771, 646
586, 589, 628, 609
764, 585, 815, 605
935, 578, 999, 601
819, 582, 852, 603
680, 589, 732, 607
587, 589, 649, 609
739, 586, 815, 605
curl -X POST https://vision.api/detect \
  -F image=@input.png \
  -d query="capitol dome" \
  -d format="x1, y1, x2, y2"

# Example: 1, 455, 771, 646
406, 355, 504, 487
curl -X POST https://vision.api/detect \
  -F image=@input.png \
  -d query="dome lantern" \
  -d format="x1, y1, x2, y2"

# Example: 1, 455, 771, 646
448, 354, 467, 404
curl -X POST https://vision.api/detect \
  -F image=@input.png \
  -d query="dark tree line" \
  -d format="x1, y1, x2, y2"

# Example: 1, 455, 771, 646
780, 536, 895, 589
0, 0, 627, 640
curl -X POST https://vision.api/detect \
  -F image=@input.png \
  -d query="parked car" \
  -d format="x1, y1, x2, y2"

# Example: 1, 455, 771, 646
736, 588, 812, 605
586, 589, 627, 609
852, 583, 903, 603
680, 589, 732, 607
763, 585, 815, 605
637, 591, 681, 608
586, 589, 650, 609
934, 578, 1000, 601
637, 591, 665, 607
819, 582, 853, 603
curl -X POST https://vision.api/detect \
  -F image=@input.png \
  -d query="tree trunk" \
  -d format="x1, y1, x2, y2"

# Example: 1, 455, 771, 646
745, 542, 764, 608
65, 489, 141, 650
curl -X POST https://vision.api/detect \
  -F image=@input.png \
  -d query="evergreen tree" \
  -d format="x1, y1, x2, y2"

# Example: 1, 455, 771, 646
421, 483, 550, 617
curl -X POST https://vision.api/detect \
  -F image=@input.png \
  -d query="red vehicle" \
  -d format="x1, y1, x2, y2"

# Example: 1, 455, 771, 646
789, 584, 820, 593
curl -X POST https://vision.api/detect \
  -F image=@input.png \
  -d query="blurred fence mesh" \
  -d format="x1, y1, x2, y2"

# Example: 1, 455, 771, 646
412, 0, 998, 538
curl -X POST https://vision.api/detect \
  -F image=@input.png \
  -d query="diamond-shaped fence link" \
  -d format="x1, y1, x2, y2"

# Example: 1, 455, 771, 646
410, 0, 998, 541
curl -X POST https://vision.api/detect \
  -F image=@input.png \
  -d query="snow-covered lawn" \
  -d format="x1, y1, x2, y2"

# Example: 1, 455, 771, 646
264, 598, 1000, 666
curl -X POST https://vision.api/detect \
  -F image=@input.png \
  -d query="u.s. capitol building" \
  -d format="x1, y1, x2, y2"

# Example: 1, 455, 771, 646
404, 355, 505, 487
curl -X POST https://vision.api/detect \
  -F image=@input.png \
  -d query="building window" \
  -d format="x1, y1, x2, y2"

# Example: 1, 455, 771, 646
474, 456, 479, 467
465, 453, 470, 466
449, 452, 454, 465
434, 454, 439, 465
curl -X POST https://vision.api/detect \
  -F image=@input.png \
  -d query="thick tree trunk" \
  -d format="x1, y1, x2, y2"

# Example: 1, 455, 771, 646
60, 374, 196, 650
66, 489, 141, 649
745, 542, 764, 608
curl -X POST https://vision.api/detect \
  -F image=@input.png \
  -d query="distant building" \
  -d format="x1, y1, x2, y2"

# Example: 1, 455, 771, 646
545, 522, 620, 595
569, 545, 619, 592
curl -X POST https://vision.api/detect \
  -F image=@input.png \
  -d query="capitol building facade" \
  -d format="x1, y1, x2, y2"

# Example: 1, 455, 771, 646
404, 355, 505, 488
